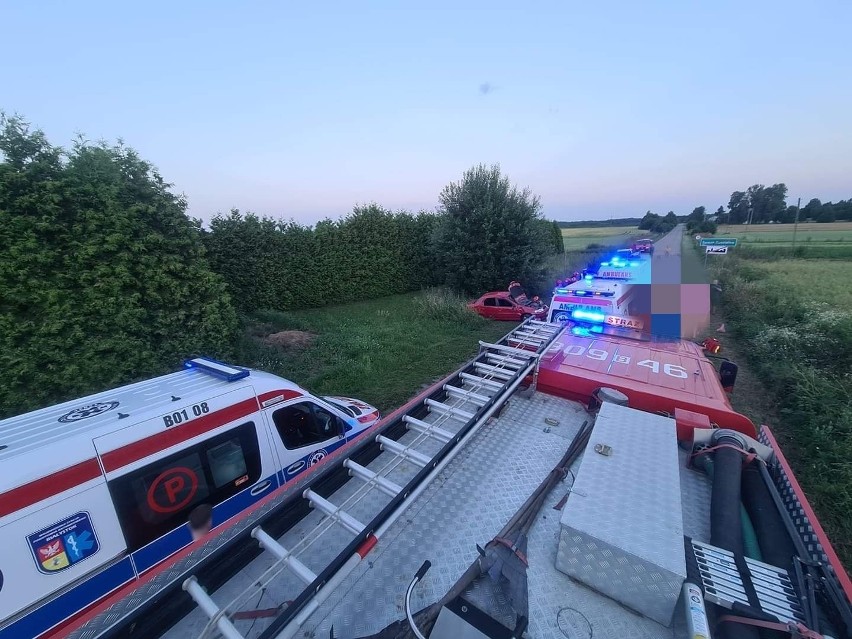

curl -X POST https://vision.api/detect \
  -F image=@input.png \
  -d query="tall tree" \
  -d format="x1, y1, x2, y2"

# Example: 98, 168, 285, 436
728, 191, 749, 224
432, 164, 549, 294
687, 206, 705, 225
0, 115, 238, 417
803, 198, 822, 220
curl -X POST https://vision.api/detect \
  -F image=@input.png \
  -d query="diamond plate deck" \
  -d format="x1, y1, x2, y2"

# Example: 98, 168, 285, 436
164, 392, 712, 639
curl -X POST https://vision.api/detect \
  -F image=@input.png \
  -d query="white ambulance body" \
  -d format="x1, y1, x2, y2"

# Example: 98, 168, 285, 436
547, 279, 647, 332
0, 358, 380, 639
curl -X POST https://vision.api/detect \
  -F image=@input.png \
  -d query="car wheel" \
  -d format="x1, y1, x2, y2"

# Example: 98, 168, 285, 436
521, 313, 532, 321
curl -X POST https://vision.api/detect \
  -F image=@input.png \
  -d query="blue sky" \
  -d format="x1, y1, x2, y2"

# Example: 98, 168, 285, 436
3, 1, 851, 223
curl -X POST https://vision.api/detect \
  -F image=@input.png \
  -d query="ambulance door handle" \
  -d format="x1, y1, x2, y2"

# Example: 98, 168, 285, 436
250, 480, 272, 496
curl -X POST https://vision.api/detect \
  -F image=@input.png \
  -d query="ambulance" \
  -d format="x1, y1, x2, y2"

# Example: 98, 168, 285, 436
547, 278, 648, 333
0, 358, 380, 639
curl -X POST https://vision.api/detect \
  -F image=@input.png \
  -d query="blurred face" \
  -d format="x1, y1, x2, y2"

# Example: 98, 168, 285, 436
191, 519, 212, 541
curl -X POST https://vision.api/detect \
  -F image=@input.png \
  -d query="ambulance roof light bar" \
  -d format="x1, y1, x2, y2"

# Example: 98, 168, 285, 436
184, 357, 251, 382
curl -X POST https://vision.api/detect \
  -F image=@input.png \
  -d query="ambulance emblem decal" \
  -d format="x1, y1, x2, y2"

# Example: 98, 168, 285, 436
58, 401, 120, 423
28, 512, 100, 574
308, 449, 328, 466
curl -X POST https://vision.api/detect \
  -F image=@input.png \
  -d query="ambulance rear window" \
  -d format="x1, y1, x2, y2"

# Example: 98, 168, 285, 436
109, 422, 261, 551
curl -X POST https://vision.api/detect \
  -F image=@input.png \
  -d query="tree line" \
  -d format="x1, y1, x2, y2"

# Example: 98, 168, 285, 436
0, 117, 561, 417
563, 183, 851, 230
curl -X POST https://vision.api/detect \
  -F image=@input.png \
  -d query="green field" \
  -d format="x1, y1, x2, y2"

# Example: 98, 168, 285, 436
708, 251, 852, 568
714, 221, 852, 245
560, 225, 644, 251
236, 290, 510, 412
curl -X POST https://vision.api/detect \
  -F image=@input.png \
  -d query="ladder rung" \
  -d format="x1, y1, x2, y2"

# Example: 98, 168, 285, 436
303, 489, 365, 535
473, 362, 514, 380
459, 372, 504, 391
183, 577, 244, 639
511, 330, 548, 341
479, 340, 537, 359
403, 415, 454, 443
343, 459, 403, 497
252, 527, 317, 585
425, 398, 475, 422
527, 320, 560, 331
443, 384, 490, 407
486, 353, 527, 369
376, 435, 433, 467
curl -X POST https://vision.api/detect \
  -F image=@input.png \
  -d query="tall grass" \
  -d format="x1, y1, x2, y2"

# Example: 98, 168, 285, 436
234, 291, 508, 412
710, 255, 852, 567
414, 288, 486, 325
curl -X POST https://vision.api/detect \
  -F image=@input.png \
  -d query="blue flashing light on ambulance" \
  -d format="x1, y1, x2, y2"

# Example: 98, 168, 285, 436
0, 358, 380, 639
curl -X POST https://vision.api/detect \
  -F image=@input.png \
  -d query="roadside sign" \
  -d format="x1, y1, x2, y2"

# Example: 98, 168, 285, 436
700, 238, 737, 247
705, 246, 728, 255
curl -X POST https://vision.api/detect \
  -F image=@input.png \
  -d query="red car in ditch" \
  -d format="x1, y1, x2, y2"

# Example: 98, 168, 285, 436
468, 291, 548, 322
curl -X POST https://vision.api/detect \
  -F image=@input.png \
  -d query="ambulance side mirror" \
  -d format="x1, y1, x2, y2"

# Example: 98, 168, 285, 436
719, 361, 738, 393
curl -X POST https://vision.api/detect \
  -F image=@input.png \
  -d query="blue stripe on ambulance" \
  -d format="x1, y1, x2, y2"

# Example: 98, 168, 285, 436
0, 557, 135, 639
7, 426, 376, 638
131, 472, 279, 573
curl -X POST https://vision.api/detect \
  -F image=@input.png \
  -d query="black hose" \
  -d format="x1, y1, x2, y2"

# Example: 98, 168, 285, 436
710, 440, 759, 639
711, 445, 745, 555
741, 464, 796, 575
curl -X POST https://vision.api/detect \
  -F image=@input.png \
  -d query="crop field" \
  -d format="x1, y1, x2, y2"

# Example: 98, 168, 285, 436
714, 221, 852, 245
560, 225, 644, 251
707, 247, 852, 567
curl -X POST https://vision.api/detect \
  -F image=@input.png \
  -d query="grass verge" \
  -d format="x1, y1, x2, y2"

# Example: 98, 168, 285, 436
235, 290, 509, 413
707, 252, 852, 569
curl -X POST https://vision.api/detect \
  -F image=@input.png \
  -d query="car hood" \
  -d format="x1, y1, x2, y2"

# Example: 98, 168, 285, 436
323, 396, 381, 423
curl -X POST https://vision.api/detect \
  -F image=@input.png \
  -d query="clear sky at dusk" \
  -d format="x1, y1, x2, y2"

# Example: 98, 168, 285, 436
3, 1, 851, 223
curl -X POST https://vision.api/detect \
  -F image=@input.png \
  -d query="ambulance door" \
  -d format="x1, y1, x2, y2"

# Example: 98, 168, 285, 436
94, 388, 279, 574
264, 399, 349, 484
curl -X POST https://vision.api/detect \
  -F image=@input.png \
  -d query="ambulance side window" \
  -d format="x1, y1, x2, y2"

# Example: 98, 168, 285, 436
272, 402, 341, 450
109, 422, 261, 551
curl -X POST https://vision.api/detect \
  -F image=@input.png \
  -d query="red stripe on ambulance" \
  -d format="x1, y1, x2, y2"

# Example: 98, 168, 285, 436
0, 459, 101, 518
101, 398, 260, 472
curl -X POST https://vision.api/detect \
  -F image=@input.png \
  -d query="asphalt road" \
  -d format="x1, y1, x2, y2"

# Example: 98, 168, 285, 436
648, 224, 712, 338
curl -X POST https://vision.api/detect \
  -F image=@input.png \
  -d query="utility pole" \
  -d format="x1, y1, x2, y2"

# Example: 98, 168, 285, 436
792, 197, 801, 252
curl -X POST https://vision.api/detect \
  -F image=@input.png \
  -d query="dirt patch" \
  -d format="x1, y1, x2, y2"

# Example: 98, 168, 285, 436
264, 330, 316, 350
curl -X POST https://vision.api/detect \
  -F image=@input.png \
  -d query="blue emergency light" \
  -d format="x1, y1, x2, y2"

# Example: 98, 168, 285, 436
601, 261, 610, 266
184, 357, 251, 382
571, 309, 606, 324
571, 325, 604, 337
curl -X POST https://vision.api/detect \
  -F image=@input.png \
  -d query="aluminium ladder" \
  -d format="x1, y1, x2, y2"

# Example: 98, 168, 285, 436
61, 319, 563, 639
185, 319, 563, 639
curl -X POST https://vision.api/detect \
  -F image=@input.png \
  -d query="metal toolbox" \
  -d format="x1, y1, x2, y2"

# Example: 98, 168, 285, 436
556, 402, 686, 625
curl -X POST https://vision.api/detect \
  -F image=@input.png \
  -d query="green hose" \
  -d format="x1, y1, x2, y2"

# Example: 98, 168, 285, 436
696, 455, 763, 561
